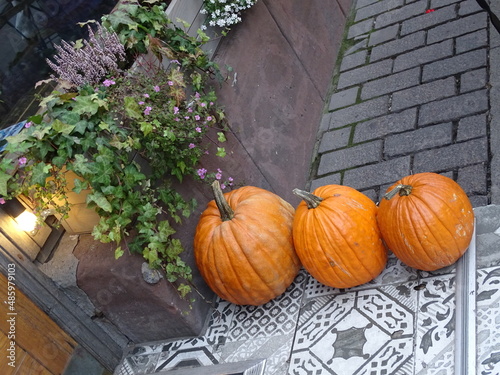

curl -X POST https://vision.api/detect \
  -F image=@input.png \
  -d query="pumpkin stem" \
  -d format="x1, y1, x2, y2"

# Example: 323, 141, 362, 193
212, 180, 234, 221
292, 188, 323, 209
384, 184, 413, 200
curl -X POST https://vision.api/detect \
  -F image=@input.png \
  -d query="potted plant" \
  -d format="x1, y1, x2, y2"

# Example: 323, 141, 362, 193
0, 1, 230, 299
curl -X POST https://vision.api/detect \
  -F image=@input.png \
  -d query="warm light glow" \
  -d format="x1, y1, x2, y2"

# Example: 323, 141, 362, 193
15, 211, 37, 232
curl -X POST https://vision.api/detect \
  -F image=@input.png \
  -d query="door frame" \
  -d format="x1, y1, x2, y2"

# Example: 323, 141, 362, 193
0, 224, 125, 371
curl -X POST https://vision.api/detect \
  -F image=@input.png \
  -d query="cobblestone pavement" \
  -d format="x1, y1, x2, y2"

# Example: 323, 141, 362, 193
310, 0, 500, 208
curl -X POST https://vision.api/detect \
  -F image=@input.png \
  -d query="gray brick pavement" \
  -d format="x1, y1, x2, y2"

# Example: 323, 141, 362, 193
400, 5, 457, 35
360, 67, 420, 100
391, 77, 456, 111
370, 31, 426, 62
384, 122, 453, 157
374, 1, 428, 30
456, 29, 488, 53
418, 90, 488, 126
328, 95, 389, 128
353, 108, 417, 143
413, 138, 488, 172
426, 12, 487, 44
317, 140, 382, 175
457, 113, 488, 141
309, 0, 493, 207
337, 59, 393, 89
393, 39, 453, 72
422, 48, 487, 82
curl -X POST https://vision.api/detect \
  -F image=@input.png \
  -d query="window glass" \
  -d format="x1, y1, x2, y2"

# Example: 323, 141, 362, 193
0, 0, 118, 129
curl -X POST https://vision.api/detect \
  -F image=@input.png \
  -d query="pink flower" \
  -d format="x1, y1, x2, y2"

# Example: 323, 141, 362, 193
138, 101, 145, 105
144, 93, 150, 98
185, 116, 190, 120
221, 183, 226, 190
24, 121, 32, 128
103, 79, 115, 86
154, 85, 160, 92
188, 108, 193, 113
144, 106, 152, 115
206, 116, 213, 121
200, 102, 206, 107
197, 168, 207, 179
195, 92, 201, 98
173, 107, 179, 114
194, 115, 201, 121
189, 143, 196, 149
175, 117, 180, 122
0, 198, 5, 205
195, 127, 202, 133
228, 177, 234, 185
18, 157, 27, 165
168, 81, 174, 86
215, 168, 222, 180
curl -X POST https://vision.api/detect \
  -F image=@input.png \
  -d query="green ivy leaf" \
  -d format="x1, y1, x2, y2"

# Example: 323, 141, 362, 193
144, 247, 159, 265
166, 238, 183, 258
216, 147, 226, 158
0, 172, 10, 196
177, 284, 191, 298
52, 119, 75, 135
73, 178, 89, 194
124, 96, 143, 119
217, 132, 226, 143
98, 121, 111, 131
139, 121, 153, 136
114, 246, 124, 259
72, 154, 94, 175
158, 220, 176, 241
87, 191, 112, 212
31, 162, 52, 186
73, 93, 106, 115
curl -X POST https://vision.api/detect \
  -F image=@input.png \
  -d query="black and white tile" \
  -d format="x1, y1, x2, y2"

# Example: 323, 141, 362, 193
477, 266, 500, 374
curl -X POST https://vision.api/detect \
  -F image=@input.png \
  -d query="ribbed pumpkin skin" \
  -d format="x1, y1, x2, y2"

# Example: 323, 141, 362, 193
194, 186, 300, 306
293, 185, 387, 289
377, 173, 474, 271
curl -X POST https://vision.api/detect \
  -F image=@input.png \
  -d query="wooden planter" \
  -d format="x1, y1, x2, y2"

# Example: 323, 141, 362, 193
51, 169, 100, 235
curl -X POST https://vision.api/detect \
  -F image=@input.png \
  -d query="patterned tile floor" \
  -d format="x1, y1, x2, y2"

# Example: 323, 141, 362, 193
114, 205, 500, 374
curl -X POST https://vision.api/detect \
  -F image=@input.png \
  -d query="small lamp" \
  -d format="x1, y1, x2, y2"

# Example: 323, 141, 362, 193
2, 198, 38, 233
14, 210, 37, 232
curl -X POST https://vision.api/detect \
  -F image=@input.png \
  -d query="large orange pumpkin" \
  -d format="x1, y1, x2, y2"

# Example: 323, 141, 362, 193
377, 172, 474, 271
194, 181, 300, 305
292, 185, 387, 289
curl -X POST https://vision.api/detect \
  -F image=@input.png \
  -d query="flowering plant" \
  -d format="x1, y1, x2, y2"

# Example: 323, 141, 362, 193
200, 0, 257, 29
0, 6, 229, 299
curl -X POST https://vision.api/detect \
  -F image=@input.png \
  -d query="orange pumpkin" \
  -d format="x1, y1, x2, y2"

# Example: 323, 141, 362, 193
377, 172, 474, 271
194, 181, 300, 305
292, 185, 387, 289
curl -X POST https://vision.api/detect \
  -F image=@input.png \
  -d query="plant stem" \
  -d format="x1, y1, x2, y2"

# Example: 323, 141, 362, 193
384, 184, 413, 200
292, 188, 323, 209
212, 180, 234, 221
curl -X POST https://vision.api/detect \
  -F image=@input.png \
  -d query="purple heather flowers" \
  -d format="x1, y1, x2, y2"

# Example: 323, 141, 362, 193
46, 23, 126, 87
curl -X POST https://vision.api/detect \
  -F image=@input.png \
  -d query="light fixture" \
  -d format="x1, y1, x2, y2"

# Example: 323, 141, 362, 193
14, 210, 38, 232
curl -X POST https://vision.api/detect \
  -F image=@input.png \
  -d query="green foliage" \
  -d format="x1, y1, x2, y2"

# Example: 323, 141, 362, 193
0, 5, 230, 299
102, 0, 226, 87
